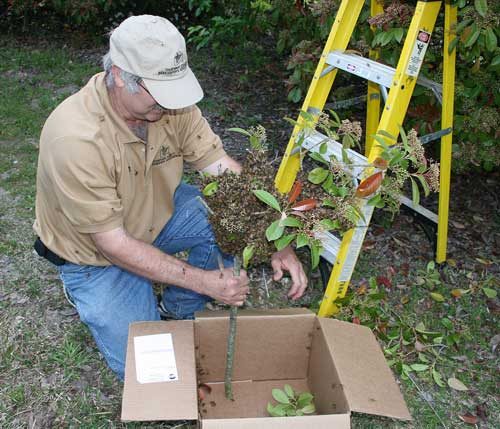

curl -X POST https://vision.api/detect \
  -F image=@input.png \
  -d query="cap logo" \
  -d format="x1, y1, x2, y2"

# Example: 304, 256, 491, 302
174, 51, 184, 65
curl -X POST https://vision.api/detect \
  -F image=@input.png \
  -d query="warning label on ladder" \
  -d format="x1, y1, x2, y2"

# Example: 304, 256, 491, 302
406, 30, 431, 77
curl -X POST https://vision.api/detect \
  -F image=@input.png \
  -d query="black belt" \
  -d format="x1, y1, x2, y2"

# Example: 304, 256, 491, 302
34, 237, 66, 266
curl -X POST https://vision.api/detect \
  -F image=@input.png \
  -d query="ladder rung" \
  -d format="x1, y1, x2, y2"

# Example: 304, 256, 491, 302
325, 51, 442, 97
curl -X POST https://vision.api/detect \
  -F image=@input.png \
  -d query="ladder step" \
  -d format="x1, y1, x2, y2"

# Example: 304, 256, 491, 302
324, 51, 442, 97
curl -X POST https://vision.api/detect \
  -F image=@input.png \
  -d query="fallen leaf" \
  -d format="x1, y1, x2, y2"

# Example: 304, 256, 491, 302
401, 296, 410, 304
356, 285, 367, 295
447, 258, 457, 267
414, 340, 425, 352
482, 287, 497, 298
448, 377, 469, 391
198, 383, 212, 400
430, 292, 445, 302
458, 414, 478, 425
489, 334, 500, 353
376, 276, 391, 288
451, 221, 466, 229
451, 288, 470, 297
475, 258, 492, 265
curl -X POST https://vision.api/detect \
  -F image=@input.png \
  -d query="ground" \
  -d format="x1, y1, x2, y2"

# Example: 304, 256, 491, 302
0, 35, 499, 428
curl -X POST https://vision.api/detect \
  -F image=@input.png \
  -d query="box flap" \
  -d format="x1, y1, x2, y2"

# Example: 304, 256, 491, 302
318, 318, 412, 420
202, 414, 350, 429
195, 309, 316, 382
121, 321, 198, 421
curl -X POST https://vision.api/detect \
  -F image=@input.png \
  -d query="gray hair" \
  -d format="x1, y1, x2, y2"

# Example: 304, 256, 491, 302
102, 51, 141, 94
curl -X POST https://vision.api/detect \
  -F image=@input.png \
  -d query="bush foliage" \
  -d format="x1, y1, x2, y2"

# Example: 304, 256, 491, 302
2, 0, 498, 171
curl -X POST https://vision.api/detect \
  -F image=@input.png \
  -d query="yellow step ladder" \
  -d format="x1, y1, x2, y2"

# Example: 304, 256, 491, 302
275, 0, 457, 317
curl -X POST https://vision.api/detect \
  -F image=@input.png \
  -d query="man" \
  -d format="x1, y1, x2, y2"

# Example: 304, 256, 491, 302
34, 15, 307, 380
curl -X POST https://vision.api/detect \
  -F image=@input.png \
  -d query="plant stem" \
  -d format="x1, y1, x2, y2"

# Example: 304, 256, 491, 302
224, 255, 241, 400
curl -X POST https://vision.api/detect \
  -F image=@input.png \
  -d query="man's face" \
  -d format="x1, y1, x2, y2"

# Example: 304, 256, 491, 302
124, 81, 166, 122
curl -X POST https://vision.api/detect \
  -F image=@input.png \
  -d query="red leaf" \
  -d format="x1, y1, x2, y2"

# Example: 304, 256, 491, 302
458, 414, 478, 425
376, 276, 391, 289
373, 157, 388, 170
355, 172, 383, 198
352, 317, 360, 325
292, 199, 318, 211
288, 180, 302, 204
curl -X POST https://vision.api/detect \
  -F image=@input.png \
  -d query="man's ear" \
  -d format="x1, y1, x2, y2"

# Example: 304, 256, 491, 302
111, 65, 125, 88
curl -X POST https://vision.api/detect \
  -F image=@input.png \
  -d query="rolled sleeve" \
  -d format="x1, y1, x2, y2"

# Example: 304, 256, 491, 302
176, 106, 227, 170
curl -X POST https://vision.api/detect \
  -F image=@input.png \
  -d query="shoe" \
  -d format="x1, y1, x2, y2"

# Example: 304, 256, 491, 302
157, 295, 177, 321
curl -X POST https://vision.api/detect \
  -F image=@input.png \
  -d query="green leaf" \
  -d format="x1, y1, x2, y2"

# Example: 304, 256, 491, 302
301, 403, 316, 414
474, 0, 488, 17
410, 177, 420, 207
448, 37, 459, 54
227, 127, 252, 137
483, 287, 497, 298
319, 219, 341, 230
280, 217, 303, 228
242, 245, 255, 269
319, 142, 328, 154
267, 402, 286, 417
275, 234, 297, 251
491, 55, 500, 66
297, 392, 314, 408
311, 242, 322, 269
430, 292, 445, 302
441, 318, 453, 330
296, 233, 309, 248
464, 28, 481, 48
433, 368, 445, 387
272, 388, 290, 404
410, 363, 429, 372
308, 151, 329, 165
253, 190, 281, 211
485, 28, 497, 52
377, 129, 397, 141
393, 28, 404, 43
202, 181, 218, 196
308, 167, 329, 184
284, 384, 295, 399
415, 174, 430, 197
266, 220, 285, 241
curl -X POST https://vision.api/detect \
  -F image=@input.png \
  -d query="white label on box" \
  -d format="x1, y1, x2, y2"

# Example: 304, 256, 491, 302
134, 333, 178, 384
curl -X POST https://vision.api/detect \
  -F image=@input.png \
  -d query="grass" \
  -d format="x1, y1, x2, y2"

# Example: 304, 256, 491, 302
0, 35, 499, 428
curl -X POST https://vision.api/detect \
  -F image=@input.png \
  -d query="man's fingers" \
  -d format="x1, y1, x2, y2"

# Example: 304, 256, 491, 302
271, 258, 284, 281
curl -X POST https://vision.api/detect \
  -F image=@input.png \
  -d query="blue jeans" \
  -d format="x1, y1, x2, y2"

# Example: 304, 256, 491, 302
58, 183, 231, 380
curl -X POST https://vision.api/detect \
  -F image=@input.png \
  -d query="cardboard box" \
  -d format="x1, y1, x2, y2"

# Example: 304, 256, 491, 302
122, 308, 411, 428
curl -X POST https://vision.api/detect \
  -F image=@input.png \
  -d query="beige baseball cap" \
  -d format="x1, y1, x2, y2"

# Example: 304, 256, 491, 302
110, 15, 203, 109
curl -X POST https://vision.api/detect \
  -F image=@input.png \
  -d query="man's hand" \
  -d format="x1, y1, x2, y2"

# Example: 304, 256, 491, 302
271, 246, 308, 300
204, 267, 250, 306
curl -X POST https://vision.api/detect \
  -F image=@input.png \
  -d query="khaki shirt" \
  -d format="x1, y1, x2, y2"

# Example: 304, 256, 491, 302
34, 72, 226, 266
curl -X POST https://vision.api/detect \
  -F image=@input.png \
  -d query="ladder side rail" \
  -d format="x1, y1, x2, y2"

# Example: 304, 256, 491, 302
366, 0, 384, 155
436, 0, 457, 262
275, 0, 365, 194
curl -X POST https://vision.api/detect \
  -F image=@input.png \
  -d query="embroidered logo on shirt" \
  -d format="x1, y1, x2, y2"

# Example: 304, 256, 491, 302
152, 145, 180, 166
